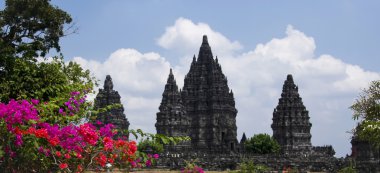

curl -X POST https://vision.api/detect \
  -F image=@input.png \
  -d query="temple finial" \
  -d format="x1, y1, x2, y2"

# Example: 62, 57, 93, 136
198, 35, 213, 62
287, 74, 293, 82
240, 132, 247, 143
104, 75, 113, 91
202, 35, 209, 45
167, 68, 175, 83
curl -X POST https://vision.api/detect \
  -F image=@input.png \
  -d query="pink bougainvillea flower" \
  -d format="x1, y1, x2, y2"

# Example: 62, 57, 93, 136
64, 153, 71, 159
31, 99, 39, 105
15, 134, 23, 147
145, 160, 152, 167
77, 165, 83, 172
103, 137, 114, 151
48, 136, 60, 146
153, 154, 159, 159
99, 123, 115, 138
78, 123, 98, 146
75, 152, 83, 159
96, 153, 107, 167
59, 163, 68, 169
70, 91, 80, 96
34, 128, 48, 138
56, 151, 62, 157
131, 161, 137, 168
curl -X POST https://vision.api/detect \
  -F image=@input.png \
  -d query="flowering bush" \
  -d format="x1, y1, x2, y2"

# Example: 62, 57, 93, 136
0, 92, 159, 173
181, 159, 204, 173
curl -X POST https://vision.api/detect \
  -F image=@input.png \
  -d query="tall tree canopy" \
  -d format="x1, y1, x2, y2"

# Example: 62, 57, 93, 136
351, 80, 380, 147
0, 0, 93, 102
244, 133, 280, 154
0, 0, 72, 58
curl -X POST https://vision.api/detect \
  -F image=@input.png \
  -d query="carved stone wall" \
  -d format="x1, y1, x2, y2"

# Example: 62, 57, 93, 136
157, 151, 345, 172
93, 75, 129, 138
351, 136, 380, 173
156, 69, 191, 150
156, 35, 238, 153
272, 74, 313, 153
153, 37, 364, 172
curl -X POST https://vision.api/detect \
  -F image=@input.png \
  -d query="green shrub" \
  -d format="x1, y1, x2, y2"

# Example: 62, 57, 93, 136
231, 160, 269, 173
138, 139, 164, 154
244, 134, 280, 154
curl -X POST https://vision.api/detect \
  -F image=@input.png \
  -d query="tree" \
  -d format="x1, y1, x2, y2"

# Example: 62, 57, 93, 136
351, 80, 380, 147
0, 0, 93, 102
0, 0, 72, 58
0, 56, 95, 102
244, 133, 280, 154
138, 139, 164, 154
0, 1, 178, 172
231, 160, 269, 173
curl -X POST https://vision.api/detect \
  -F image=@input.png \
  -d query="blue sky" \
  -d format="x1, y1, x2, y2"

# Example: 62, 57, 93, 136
2, 1, 380, 157
52, 1, 380, 71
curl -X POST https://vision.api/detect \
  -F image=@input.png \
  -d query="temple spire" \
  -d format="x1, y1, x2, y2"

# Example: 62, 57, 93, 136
181, 35, 238, 153
202, 35, 209, 45
167, 68, 175, 83
240, 133, 247, 144
156, 69, 189, 139
272, 74, 312, 153
94, 75, 129, 138
197, 35, 213, 62
104, 75, 113, 91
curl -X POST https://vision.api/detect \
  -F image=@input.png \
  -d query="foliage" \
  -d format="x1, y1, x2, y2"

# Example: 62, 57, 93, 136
338, 161, 357, 173
351, 80, 380, 147
138, 139, 164, 154
0, 0, 91, 103
0, 146, 3, 158
0, 53, 94, 103
0, 95, 160, 173
0, 0, 72, 58
0, 1, 182, 172
244, 133, 280, 154
230, 160, 269, 173
181, 159, 204, 173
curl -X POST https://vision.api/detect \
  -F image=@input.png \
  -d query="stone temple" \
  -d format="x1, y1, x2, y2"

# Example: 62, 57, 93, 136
156, 35, 238, 153
93, 75, 130, 138
271, 74, 313, 153
155, 36, 340, 171
272, 74, 336, 156
94, 36, 378, 172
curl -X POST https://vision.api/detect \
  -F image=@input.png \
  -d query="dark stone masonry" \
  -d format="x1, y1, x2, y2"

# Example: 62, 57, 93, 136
97, 36, 379, 172
93, 75, 130, 138
272, 74, 336, 158
272, 74, 313, 153
157, 36, 238, 153
350, 135, 380, 172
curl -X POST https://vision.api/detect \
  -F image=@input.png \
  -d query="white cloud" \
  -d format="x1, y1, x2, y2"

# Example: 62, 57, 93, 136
73, 18, 379, 157
73, 48, 172, 134
155, 18, 380, 157
157, 17, 242, 56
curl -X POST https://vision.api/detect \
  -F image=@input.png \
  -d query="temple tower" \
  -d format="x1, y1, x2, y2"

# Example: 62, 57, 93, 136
156, 69, 190, 151
94, 75, 130, 137
271, 74, 312, 153
181, 35, 238, 153
156, 69, 190, 137
239, 132, 247, 152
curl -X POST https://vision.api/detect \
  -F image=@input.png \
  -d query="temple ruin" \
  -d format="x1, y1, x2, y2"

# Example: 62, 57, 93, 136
94, 36, 379, 172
